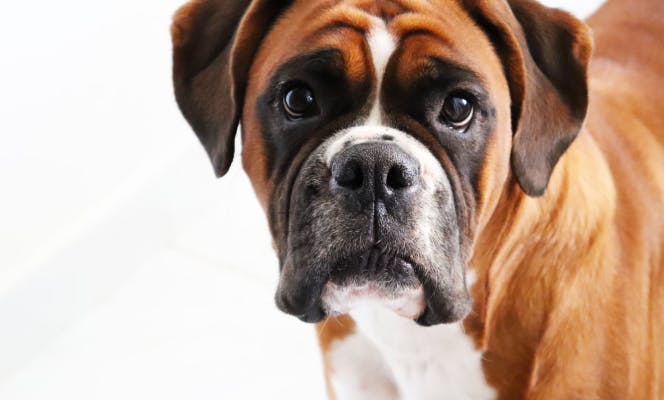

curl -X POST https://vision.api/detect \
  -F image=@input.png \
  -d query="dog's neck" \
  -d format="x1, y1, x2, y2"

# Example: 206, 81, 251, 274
467, 128, 617, 346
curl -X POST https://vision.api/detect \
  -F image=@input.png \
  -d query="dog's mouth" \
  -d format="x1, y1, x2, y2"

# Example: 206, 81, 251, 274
275, 237, 472, 325
276, 225, 472, 326
327, 248, 422, 288
322, 248, 426, 319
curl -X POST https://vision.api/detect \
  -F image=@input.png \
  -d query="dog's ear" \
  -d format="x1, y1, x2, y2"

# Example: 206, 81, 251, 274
465, 0, 593, 196
171, 0, 291, 177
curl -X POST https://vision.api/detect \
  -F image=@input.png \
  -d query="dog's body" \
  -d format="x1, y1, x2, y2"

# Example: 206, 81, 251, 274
172, 0, 664, 398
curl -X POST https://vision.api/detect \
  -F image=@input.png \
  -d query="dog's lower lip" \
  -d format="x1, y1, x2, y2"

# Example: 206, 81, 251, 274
296, 306, 326, 323
328, 248, 421, 287
321, 251, 427, 319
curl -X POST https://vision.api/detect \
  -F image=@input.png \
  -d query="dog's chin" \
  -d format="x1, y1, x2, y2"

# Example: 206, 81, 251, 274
320, 250, 427, 319
321, 281, 426, 319
275, 247, 472, 325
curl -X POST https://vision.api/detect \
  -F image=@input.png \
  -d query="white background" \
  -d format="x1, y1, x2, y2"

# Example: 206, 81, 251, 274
0, 1, 604, 399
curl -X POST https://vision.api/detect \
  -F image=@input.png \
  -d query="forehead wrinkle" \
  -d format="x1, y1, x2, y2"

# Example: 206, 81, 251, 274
348, 0, 412, 19
390, 12, 455, 47
303, 4, 375, 37
306, 28, 370, 82
302, 3, 405, 97
250, 3, 374, 95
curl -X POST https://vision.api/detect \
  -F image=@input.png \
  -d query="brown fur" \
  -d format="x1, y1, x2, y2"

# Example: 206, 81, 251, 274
297, 1, 664, 396
466, 2, 664, 398
315, 315, 357, 399
172, 0, 664, 398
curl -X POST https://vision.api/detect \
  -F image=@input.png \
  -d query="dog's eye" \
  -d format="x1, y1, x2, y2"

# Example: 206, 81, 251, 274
440, 93, 474, 130
283, 84, 317, 119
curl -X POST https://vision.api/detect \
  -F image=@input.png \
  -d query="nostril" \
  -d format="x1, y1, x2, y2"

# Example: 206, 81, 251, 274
334, 160, 364, 190
386, 164, 417, 190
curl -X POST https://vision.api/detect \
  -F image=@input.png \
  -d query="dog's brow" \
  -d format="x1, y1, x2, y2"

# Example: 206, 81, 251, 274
276, 49, 347, 77
426, 57, 485, 82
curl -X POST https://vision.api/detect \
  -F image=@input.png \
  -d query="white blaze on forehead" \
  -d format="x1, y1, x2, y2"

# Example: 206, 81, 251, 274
366, 22, 397, 124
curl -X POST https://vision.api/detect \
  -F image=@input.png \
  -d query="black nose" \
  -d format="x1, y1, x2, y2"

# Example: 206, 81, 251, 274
331, 142, 420, 209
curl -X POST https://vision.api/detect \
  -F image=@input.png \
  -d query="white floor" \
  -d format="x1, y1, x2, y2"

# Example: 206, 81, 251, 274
0, 1, 602, 399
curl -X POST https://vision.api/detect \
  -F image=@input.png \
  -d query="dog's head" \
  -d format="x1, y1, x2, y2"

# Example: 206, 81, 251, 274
171, 0, 591, 325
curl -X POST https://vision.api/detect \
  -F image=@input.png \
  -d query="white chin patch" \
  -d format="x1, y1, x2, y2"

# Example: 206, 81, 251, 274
321, 281, 426, 319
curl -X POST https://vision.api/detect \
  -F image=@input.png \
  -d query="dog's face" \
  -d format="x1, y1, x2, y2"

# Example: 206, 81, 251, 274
172, 0, 591, 325
245, 3, 513, 325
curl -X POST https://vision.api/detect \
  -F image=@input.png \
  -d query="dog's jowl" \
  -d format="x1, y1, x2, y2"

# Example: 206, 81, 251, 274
172, 0, 664, 398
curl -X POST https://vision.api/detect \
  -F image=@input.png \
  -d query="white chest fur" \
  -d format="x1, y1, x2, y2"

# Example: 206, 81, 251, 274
329, 306, 496, 400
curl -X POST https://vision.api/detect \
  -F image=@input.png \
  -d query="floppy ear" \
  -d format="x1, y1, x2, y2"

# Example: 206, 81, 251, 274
171, 0, 291, 177
466, 0, 593, 196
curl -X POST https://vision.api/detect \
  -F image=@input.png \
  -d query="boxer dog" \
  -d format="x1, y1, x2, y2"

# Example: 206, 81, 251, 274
171, 0, 664, 398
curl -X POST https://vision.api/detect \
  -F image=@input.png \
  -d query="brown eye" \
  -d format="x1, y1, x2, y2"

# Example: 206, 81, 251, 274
283, 84, 316, 119
441, 93, 474, 130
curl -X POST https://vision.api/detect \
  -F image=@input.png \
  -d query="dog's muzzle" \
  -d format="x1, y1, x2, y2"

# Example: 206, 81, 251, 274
276, 127, 471, 326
